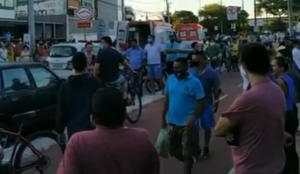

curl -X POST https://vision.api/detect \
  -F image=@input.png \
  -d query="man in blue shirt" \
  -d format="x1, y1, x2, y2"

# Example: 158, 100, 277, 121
161, 57, 205, 174
124, 38, 144, 96
165, 35, 180, 75
189, 51, 221, 159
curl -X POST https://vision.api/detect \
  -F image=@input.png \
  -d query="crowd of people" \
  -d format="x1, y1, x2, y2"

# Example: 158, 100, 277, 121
0, 40, 49, 62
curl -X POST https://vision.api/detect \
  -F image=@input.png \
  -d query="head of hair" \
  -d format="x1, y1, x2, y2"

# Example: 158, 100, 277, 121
241, 42, 271, 75
274, 56, 289, 72
191, 42, 198, 48
175, 57, 188, 66
129, 38, 137, 43
101, 36, 113, 46
92, 87, 126, 128
85, 42, 92, 47
71, 52, 87, 72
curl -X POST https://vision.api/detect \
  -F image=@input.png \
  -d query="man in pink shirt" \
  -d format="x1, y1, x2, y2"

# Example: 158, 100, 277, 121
214, 43, 287, 174
56, 87, 160, 174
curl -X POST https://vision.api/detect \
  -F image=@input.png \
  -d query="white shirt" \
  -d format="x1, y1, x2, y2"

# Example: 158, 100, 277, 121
239, 65, 249, 92
144, 43, 162, 65
292, 48, 300, 71
0, 48, 7, 60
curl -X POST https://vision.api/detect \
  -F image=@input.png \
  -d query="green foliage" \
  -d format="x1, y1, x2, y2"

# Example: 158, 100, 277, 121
256, 0, 286, 16
198, 3, 249, 34
171, 10, 199, 26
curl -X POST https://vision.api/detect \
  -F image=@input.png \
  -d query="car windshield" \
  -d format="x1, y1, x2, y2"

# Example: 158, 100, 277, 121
48, 46, 77, 57
178, 41, 195, 49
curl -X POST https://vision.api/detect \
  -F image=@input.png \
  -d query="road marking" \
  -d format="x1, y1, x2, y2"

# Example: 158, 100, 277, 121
237, 83, 242, 88
219, 94, 228, 101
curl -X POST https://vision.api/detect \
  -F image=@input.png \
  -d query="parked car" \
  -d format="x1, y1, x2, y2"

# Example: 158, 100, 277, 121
0, 62, 65, 140
46, 42, 101, 70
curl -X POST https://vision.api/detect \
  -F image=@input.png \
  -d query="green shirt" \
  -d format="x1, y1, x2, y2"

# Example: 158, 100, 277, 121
205, 45, 221, 58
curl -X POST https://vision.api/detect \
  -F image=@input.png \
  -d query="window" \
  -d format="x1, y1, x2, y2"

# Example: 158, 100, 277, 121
49, 46, 77, 57
29, 67, 57, 88
2, 68, 31, 93
117, 30, 125, 40
179, 31, 186, 37
189, 31, 197, 37
0, 0, 14, 7
155, 28, 176, 44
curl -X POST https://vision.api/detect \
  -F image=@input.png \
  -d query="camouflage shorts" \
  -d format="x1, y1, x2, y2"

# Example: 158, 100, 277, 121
168, 124, 200, 161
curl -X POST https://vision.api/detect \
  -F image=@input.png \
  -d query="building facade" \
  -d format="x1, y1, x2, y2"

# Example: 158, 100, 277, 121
68, 0, 124, 35
0, 0, 124, 41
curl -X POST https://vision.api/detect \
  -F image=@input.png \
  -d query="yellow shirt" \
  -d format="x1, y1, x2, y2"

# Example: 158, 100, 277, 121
7, 51, 14, 62
230, 43, 239, 55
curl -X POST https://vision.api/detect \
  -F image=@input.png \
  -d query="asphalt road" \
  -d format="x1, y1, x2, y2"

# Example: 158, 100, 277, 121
19, 71, 243, 174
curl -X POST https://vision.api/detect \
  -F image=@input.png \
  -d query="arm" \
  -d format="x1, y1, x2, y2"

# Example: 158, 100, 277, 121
120, 53, 135, 72
56, 135, 81, 174
93, 49, 102, 77
277, 78, 287, 94
191, 79, 205, 121
212, 71, 221, 100
55, 83, 67, 134
161, 79, 169, 126
292, 50, 300, 71
214, 94, 249, 137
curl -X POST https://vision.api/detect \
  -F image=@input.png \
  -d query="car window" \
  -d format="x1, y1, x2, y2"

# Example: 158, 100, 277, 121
29, 67, 58, 88
2, 68, 31, 93
48, 45, 77, 57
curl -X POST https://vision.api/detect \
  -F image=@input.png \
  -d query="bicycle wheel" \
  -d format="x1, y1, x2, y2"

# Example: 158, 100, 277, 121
126, 87, 142, 123
13, 131, 65, 174
145, 80, 161, 93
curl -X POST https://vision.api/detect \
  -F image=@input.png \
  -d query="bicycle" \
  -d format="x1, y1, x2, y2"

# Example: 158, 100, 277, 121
144, 64, 168, 93
104, 70, 142, 124
0, 111, 65, 173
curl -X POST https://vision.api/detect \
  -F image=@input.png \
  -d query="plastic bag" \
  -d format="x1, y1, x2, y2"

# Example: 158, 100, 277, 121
155, 128, 169, 158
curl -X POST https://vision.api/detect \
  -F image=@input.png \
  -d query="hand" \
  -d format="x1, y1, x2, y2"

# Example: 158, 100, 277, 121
161, 119, 167, 128
284, 132, 293, 147
57, 133, 67, 145
185, 117, 195, 129
214, 100, 220, 113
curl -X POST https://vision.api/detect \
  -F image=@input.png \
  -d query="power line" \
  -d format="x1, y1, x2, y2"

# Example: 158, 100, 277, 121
126, 0, 164, 4
98, 0, 163, 13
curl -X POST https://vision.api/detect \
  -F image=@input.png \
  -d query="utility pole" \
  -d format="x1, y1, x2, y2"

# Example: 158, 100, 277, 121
241, 0, 244, 10
145, 13, 149, 20
254, 0, 257, 32
28, 0, 35, 54
287, 0, 294, 37
166, 0, 171, 23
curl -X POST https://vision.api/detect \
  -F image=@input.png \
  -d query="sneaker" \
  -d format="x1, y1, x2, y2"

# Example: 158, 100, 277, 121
202, 146, 210, 160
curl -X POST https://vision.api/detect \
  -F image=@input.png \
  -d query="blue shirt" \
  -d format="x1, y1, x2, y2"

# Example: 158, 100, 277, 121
165, 73, 205, 126
281, 74, 294, 111
124, 47, 144, 69
165, 41, 179, 62
189, 67, 220, 104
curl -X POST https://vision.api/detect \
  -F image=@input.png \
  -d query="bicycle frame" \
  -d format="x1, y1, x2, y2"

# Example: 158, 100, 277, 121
0, 121, 46, 173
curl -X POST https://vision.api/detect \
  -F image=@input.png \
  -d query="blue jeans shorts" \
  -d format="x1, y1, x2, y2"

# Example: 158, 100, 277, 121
147, 64, 162, 79
199, 102, 215, 131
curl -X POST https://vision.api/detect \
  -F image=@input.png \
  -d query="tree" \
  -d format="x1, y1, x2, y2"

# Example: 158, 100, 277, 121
198, 3, 249, 34
256, 0, 300, 17
171, 10, 199, 26
161, 12, 173, 23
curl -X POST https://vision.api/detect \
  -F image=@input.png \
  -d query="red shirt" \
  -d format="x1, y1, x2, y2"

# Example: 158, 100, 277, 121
56, 127, 160, 174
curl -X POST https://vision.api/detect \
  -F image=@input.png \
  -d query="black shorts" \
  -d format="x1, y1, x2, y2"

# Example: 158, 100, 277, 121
166, 61, 174, 75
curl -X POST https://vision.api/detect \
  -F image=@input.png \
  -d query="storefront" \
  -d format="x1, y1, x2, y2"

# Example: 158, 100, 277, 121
0, 0, 68, 41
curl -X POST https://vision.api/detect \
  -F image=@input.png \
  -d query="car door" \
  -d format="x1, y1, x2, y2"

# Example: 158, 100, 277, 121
27, 65, 61, 130
0, 67, 36, 130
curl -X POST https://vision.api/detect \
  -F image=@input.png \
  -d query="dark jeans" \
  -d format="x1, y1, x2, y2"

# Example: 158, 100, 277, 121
281, 105, 299, 174
134, 68, 143, 97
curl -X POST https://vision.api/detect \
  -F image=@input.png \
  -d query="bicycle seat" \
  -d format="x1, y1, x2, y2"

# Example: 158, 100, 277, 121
13, 110, 36, 120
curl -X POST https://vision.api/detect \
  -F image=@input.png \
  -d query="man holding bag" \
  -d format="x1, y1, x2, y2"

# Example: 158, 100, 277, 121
161, 57, 205, 174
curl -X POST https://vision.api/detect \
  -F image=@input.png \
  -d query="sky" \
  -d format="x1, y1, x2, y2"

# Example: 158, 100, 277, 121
125, 0, 256, 19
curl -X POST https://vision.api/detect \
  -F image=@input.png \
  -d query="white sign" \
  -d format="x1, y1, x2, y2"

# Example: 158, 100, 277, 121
75, 6, 94, 21
23, 34, 30, 48
227, 6, 238, 21
15, 0, 66, 17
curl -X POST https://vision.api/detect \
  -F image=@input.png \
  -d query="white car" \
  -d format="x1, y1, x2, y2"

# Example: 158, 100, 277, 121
46, 42, 101, 70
